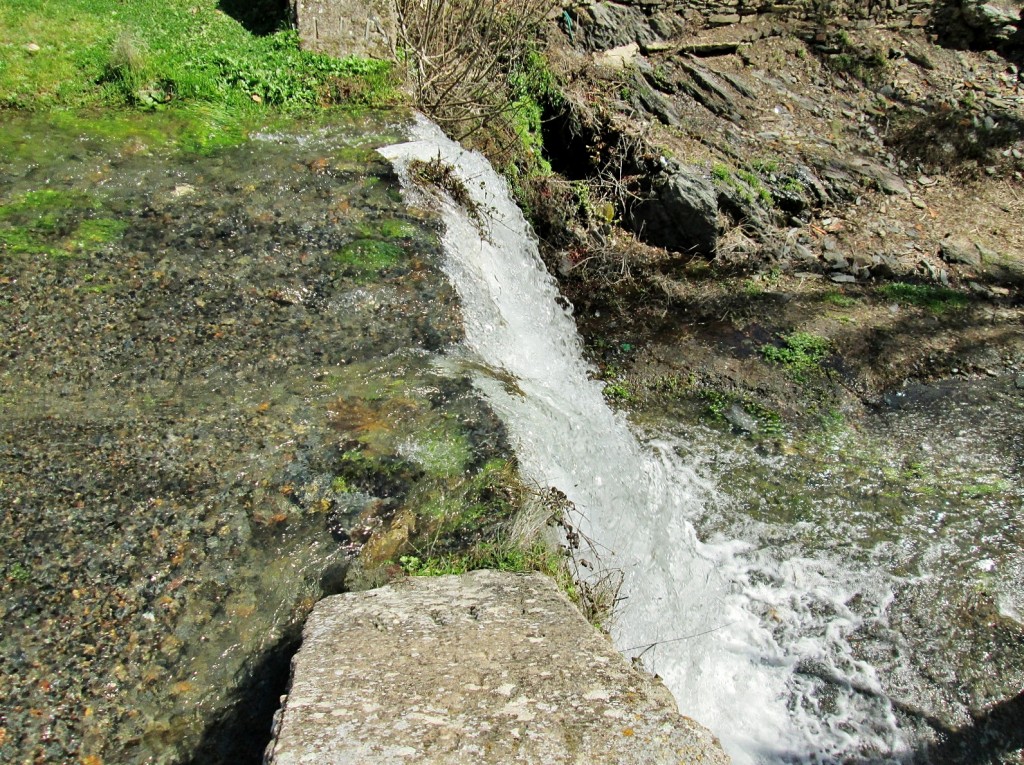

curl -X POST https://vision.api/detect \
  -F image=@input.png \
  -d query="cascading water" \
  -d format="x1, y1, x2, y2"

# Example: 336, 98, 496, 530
380, 117, 915, 764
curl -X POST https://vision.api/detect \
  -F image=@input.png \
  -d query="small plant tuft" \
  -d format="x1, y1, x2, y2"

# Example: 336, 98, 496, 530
761, 332, 831, 383
409, 155, 481, 222
877, 282, 968, 314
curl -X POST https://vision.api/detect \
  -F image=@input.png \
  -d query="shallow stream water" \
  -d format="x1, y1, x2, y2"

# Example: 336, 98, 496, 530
0, 110, 517, 764
2, 110, 1021, 765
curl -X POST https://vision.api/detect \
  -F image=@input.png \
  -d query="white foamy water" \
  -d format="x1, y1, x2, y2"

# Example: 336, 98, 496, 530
379, 117, 911, 764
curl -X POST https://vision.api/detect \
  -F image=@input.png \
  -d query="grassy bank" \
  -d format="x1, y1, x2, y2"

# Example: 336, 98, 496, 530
1, 0, 395, 148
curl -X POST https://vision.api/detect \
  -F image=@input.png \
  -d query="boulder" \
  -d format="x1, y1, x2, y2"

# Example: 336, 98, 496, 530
265, 570, 730, 765
939, 238, 983, 267
292, 0, 395, 59
572, 2, 661, 51
961, 0, 1022, 45
628, 161, 719, 256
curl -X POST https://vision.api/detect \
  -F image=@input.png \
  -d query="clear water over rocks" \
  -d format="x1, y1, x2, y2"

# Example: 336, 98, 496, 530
2, 110, 1021, 765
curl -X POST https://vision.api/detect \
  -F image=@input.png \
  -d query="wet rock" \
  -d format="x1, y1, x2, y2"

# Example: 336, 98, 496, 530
724, 403, 758, 434
628, 160, 718, 256
266, 571, 730, 765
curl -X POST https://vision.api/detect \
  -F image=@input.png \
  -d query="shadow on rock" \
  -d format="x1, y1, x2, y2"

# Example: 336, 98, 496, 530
925, 690, 1024, 764
218, 0, 291, 36
181, 627, 302, 765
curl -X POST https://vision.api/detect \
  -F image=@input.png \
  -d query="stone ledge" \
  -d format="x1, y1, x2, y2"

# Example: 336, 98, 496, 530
265, 570, 730, 764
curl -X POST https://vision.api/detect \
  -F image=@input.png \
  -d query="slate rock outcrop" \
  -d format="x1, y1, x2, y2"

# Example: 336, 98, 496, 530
627, 160, 720, 257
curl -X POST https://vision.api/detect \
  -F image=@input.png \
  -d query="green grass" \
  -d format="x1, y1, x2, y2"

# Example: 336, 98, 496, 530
0, 0, 395, 115
823, 290, 857, 308
710, 163, 773, 207
877, 282, 969, 313
400, 539, 561, 577
762, 332, 831, 383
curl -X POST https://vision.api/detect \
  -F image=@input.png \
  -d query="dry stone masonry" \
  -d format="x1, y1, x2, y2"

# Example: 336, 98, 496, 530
265, 570, 730, 764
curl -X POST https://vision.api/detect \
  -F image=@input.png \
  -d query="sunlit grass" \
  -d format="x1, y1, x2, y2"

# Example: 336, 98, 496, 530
0, 0, 395, 111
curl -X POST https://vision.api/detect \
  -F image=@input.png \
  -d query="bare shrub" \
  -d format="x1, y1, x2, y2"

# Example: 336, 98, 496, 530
390, 0, 557, 139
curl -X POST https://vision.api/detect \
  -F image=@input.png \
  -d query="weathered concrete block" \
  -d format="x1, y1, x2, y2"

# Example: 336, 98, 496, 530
292, 0, 395, 59
265, 570, 730, 764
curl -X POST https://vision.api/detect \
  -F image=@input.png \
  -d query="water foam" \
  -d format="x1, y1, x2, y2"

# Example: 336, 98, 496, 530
379, 117, 910, 764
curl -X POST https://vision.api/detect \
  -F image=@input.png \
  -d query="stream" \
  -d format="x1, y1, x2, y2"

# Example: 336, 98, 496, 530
381, 117, 1024, 765
1, 110, 1021, 765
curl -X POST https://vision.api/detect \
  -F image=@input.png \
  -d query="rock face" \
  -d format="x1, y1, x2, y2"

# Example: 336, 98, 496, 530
291, 0, 395, 59
960, 0, 1022, 45
265, 570, 730, 765
628, 161, 719, 256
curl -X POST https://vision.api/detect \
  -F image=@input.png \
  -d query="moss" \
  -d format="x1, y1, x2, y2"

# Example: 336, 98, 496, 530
0, 188, 108, 257
333, 238, 403, 276
408, 422, 473, 479
0, 189, 96, 221
73, 217, 128, 246
356, 218, 419, 240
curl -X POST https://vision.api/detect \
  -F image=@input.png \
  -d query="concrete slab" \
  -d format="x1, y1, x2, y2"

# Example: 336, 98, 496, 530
265, 569, 729, 764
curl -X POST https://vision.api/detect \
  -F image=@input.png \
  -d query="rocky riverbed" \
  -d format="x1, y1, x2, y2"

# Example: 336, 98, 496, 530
0, 111, 519, 765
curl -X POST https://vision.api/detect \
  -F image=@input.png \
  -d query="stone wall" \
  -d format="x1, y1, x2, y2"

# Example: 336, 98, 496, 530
562, 0, 954, 39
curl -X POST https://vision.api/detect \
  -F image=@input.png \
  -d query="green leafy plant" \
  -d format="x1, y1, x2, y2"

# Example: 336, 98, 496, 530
761, 332, 831, 383
823, 290, 856, 307
5, 562, 31, 583
877, 282, 969, 313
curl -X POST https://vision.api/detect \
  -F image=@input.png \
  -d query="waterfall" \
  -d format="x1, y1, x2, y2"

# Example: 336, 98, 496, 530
379, 116, 908, 765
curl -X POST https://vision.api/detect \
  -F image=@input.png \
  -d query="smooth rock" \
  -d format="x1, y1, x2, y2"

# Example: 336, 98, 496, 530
265, 570, 730, 765
292, 0, 395, 59
594, 42, 640, 69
